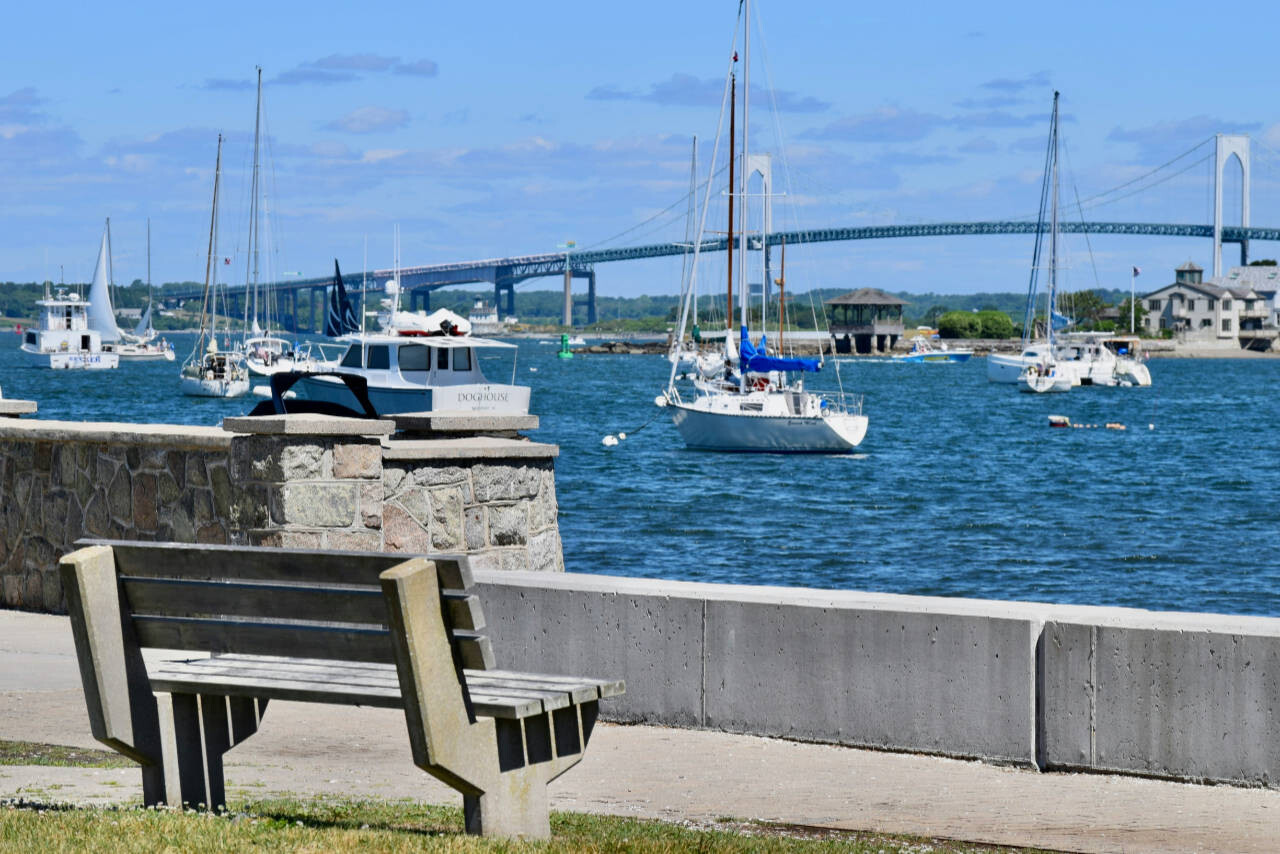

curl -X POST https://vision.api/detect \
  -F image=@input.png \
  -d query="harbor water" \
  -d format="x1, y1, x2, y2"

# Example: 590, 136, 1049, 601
3, 334, 1276, 617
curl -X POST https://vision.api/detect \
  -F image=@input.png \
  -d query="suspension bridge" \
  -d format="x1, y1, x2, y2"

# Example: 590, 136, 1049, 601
167, 133, 1280, 331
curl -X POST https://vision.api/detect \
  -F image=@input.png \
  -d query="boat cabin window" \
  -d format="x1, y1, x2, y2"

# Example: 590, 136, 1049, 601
24, 332, 35, 345
452, 348, 472, 371
367, 345, 390, 370
398, 344, 429, 372
436, 347, 449, 370
340, 345, 363, 368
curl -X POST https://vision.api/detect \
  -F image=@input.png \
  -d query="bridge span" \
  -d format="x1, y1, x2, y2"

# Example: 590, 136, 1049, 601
166, 221, 1280, 331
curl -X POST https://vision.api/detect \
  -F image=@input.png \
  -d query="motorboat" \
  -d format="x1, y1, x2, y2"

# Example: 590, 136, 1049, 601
19, 288, 118, 370
290, 309, 529, 416
893, 336, 972, 363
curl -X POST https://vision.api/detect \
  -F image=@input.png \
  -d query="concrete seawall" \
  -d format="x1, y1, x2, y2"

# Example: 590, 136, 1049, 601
474, 570, 1280, 788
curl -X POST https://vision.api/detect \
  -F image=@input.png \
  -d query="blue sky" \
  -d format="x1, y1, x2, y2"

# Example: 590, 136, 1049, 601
5, 0, 1280, 298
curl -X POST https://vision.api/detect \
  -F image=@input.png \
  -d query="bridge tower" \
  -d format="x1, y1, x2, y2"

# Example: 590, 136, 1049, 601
743, 152, 773, 307
1213, 134, 1251, 277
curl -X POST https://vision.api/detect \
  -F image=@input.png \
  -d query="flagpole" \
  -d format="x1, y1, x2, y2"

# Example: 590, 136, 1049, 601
1130, 267, 1136, 334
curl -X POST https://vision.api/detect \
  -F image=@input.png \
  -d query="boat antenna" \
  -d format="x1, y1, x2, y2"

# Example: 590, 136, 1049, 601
361, 234, 367, 335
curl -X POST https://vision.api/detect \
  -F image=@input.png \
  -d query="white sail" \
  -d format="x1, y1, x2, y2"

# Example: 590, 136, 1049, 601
131, 303, 152, 338
86, 227, 120, 343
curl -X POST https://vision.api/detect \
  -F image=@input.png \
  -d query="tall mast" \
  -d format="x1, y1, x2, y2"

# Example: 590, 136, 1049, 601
245, 66, 263, 334
739, 0, 750, 332
146, 217, 151, 298
1047, 91, 1059, 350
777, 236, 786, 353
198, 135, 223, 352
685, 135, 698, 328
726, 72, 735, 329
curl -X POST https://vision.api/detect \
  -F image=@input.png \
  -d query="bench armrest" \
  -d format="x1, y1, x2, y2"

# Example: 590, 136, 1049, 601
60, 545, 162, 766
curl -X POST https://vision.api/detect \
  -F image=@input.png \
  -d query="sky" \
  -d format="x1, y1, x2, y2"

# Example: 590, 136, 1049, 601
5, 0, 1280, 300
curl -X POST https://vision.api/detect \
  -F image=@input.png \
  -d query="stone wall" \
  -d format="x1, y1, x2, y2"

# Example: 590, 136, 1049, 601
0, 414, 563, 611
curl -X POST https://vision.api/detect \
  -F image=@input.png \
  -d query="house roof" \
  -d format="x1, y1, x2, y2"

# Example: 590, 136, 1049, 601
1140, 281, 1257, 301
824, 288, 908, 306
1176, 260, 1203, 273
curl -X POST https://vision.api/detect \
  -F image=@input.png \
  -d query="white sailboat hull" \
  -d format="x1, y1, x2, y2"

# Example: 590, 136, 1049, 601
988, 352, 1038, 383
180, 374, 250, 398
669, 400, 867, 452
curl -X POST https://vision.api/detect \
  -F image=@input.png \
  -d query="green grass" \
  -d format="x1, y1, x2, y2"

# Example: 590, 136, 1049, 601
0, 797, 1057, 853
0, 741, 131, 769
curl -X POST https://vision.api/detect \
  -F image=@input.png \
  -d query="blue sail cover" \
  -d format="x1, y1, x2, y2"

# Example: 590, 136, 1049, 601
739, 326, 820, 373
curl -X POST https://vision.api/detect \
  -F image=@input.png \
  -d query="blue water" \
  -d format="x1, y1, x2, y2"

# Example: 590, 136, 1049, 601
4, 333, 1277, 617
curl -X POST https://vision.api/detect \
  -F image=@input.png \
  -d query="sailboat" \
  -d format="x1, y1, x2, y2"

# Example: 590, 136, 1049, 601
658, 0, 867, 452
105, 218, 175, 361
180, 134, 250, 398
1017, 92, 1071, 394
236, 68, 298, 378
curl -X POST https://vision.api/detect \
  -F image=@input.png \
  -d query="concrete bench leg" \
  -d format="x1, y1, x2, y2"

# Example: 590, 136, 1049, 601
154, 692, 267, 810
464, 771, 551, 839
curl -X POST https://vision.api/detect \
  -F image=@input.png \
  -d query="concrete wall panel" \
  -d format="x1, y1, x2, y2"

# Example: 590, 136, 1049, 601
476, 581, 705, 727
703, 600, 1037, 763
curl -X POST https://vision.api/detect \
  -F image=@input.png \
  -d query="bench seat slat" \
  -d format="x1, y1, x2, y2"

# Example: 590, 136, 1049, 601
472, 669, 625, 700
144, 655, 611, 720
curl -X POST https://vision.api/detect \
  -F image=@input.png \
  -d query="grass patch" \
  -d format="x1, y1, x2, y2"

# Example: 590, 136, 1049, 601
0, 741, 131, 769
0, 797, 1061, 853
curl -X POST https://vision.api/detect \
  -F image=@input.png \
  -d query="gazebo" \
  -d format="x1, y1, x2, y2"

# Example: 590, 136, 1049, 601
825, 288, 907, 354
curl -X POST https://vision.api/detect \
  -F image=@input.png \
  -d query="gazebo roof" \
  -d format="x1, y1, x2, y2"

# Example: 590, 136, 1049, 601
824, 288, 908, 307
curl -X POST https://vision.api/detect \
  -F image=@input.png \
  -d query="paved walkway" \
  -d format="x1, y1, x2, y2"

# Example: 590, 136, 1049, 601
1, 610, 1276, 853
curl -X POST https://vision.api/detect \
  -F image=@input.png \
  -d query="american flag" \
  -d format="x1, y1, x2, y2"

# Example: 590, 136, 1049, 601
1132, 266, 1141, 275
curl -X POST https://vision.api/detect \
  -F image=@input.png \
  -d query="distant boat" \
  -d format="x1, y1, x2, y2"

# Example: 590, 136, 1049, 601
18, 285, 118, 370
104, 219, 175, 362
893, 336, 972, 363
289, 310, 530, 416
180, 134, 249, 398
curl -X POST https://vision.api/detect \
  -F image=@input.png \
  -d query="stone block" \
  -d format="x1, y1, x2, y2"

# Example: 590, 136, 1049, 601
84, 494, 110, 538
193, 489, 216, 527
382, 465, 407, 495
333, 443, 381, 479
186, 455, 208, 488
132, 473, 158, 533
381, 502, 430, 552
2, 574, 20, 607
396, 485, 431, 526
40, 567, 63, 613
324, 529, 383, 552
527, 529, 563, 573
285, 443, 330, 480
107, 467, 133, 525
248, 529, 325, 549
413, 464, 469, 488
429, 487, 463, 550
210, 464, 233, 519
465, 506, 486, 550
488, 503, 527, 547
272, 483, 357, 528
359, 482, 382, 529
472, 463, 544, 502
156, 471, 181, 506
499, 549, 529, 572
196, 523, 228, 544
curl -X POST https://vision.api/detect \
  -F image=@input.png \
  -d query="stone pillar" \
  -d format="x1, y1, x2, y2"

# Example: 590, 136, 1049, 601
224, 415, 393, 552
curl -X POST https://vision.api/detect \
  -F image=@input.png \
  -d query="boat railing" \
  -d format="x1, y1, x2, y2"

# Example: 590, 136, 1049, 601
821, 391, 863, 416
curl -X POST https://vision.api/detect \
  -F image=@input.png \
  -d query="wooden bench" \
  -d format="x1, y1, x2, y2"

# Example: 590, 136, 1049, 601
59, 540, 623, 839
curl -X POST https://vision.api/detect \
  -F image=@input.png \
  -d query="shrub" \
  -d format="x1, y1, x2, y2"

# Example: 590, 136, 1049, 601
937, 311, 981, 339
974, 310, 1014, 338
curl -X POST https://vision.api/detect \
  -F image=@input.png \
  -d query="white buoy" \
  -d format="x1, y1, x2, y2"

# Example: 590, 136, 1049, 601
618, 432, 627, 440
653, 395, 668, 408
602, 435, 619, 447
1149, 424, 1154, 430
529, 367, 538, 372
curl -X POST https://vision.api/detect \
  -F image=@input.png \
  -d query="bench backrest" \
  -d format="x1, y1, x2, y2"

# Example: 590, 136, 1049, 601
76, 540, 495, 671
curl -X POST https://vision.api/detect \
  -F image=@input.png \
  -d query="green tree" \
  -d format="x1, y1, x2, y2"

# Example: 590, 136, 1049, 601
1113, 297, 1148, 335
974, 310, 1014, 338
1248, 259, 1277, 266
937, 310, 981, 339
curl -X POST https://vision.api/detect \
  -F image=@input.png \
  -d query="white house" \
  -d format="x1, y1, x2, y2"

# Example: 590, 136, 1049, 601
1140, 261, 1274, 350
